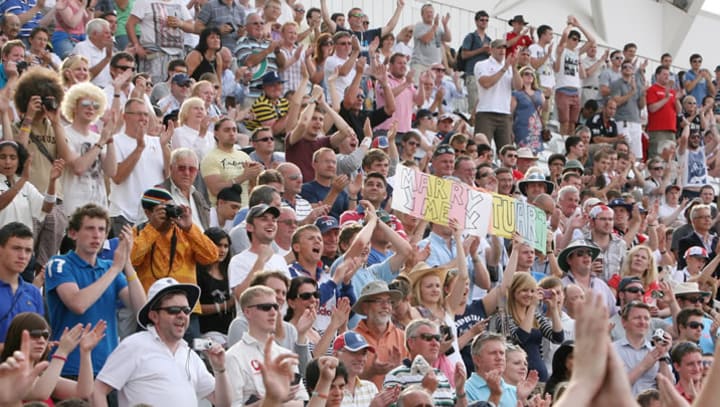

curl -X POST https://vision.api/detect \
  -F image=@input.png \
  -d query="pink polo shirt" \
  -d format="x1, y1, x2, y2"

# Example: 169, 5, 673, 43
375, 74, 416, 133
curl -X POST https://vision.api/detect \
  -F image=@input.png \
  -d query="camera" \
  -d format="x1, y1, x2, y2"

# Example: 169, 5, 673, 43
193, 338, 213, 351
42, 96, 57, 111
651, 290, 664, 299
15, 61, 28, 75
164, 204, 183, 218
651, 329, 667, 346
543, 289, 554, 300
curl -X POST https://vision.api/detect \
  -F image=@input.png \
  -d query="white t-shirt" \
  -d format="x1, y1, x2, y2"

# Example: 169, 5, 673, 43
96, 327, 215, 407
0, 174, 45, 229
528, 43, 555, 89
61, 126, 108, 216
227, 249, 290, 291
130, 0, 191, 55
555, 48, 582, 90
171, 125, 215, 162
474, 57, 513, 114
324, 55, 355, 106
108, 133, 165, 223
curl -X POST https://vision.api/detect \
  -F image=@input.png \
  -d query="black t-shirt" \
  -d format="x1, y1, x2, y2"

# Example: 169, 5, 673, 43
455, 299, 488, 374
677, 112, 703, 137
333, 104, 390, 141
586, 113, 619, 142
337, 27, 382, 59
196, 269, 235, 334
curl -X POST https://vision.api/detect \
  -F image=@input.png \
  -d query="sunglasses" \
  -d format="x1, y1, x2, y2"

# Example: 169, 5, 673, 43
156, 306, 192, 315
569, 37, 580, 41
572, 250, 593, 257
477, 172, 493, 178
623, 287, 645, 295
294, 8, 304, 12
613, 56, 624, 61
362, 21, 369, 26
80, 99, 101, 109
114, 65, 134, 71
651, 166, 664, 170
687, 321, 704, 330
298, 291, 320, 300
336, 41, 351, 46
416, 333, 442, 342
320, 41, 334, 46
287, 174, 301, 180
29, 329, 50, 339
253, 137, 273, 143
248, 303, 280, 311
406, 141, 419, 147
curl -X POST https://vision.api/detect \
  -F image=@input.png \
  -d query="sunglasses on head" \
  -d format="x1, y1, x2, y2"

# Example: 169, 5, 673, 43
29, 329, 50, 339
298, 291, 320, 300
248, 303, 280, 311
156, 306, 192, 315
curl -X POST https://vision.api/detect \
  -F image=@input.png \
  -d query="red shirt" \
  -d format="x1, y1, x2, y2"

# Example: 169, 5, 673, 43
646, 83, 677, 132
506, 32, 533, 55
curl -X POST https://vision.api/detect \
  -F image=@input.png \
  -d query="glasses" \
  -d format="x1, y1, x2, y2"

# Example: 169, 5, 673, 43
363, 21, 369, 26
294, 8, 304, 12
297, 292, 320, 300
505, 154, 517, 158
623, 287, 645, 294
703, 360, 713, 367
522, 71, 534, 76
336, 41, 351, 46
175, 164, 198, 173
687, 321, 705, 330
406, 141, 419, 147
651, 166, 664, 171
692, 59, 702, 63
679, 296, 704, 304
249, 21, 266, 25
320, 41, 334, 46
114, 65, 134, 71
416, 333, 442, 342
80, 99, 101, 109
156, 306, 192, 315
432, 67, 445, 72
29, 329, 50, 339
569, 37, 580, 41
355, 93, 365, 100
622, 65, 634, 69
613, 56, 624, 60
278, 219, 297, 227
253, 137, 273, 143
478, 18, 489, 22
572, 250, 593, 257
248, 303, 280, 311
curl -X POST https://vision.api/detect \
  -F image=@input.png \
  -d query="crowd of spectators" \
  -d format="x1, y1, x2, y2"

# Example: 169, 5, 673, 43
1, 0, 720, 406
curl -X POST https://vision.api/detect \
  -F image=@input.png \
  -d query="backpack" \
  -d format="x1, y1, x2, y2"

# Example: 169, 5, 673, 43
455, 32, 478, 72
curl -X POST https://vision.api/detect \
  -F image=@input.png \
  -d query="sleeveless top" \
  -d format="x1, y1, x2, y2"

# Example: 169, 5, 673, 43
191, 52, 217, 81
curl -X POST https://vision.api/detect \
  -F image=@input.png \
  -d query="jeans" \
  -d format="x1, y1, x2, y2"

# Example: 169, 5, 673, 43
51, 31, 86, 59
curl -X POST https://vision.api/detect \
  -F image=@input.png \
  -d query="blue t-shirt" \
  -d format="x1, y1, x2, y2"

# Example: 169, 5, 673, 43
455, 300, 487, 374
0, 276, 44, 342
300, 180, 350, 220
45, 251, 128, 376
684, 69, 710, 105
0, 0, 42, 38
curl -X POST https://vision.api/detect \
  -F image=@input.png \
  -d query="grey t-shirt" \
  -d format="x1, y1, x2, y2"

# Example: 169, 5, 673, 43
411, 22, 444, 66
610, 77, 642, 122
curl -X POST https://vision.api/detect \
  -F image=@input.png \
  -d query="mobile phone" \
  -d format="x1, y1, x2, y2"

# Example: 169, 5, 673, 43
291, 372, 302, 385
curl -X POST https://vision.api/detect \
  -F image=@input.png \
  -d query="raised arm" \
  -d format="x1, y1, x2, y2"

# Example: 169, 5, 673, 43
319, 0, 337, 33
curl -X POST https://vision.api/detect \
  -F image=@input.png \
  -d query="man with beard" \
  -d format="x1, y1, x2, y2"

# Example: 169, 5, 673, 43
677, 123, 708, 200
225, 286, 308, 405
351, 281, 408, 390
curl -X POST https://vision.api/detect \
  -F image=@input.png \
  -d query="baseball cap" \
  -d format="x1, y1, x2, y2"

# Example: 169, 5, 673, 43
618, 277, 643, 292
332, 331, 375, 353
261, 71, 286, 86
315, 215, 340, 234
171, 73, 192, 87
246, 204, 280, 224
589, 204, 613, 219
684, 246, 709, 259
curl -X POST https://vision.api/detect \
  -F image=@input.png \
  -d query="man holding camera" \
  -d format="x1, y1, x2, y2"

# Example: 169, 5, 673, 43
130, 187, 218, 342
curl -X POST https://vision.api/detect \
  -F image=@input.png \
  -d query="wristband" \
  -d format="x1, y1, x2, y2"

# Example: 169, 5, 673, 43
51, 354, 67, 362
113, 94, 121, 98
214, 367, 226, 374
312, 392, 328, 399
44, 193, 56, 204
19, 126, 31, 133
214, 302, 221, 314
457, 392, 466, 398
126, 273, 138, 282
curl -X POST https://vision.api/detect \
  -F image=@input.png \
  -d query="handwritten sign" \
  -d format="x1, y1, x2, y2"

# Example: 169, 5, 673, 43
392, 165, 546, 253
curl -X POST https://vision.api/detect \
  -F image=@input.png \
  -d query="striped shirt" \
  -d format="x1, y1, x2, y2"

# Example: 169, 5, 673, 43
342, 377, 378, 407
384, 362, 455, 406
245, 94, 289, 131
235, 37, 279, 98
283, 195, 312, 221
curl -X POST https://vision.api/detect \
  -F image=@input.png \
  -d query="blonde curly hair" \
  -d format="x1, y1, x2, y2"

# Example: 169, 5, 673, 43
61, 82, 107, 122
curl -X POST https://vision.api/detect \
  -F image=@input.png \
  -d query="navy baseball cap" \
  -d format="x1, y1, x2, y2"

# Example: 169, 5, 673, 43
261, 71, 286, 86
315, 216, 339, 234
332, 331, 375, 353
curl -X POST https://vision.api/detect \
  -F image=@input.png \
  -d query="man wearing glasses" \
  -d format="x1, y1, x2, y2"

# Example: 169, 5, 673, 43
92, 277, 231, 407
558, 239, 617, 316
670, 287, 719, 354
608, 277, 674, 342
226, 285, 308, 405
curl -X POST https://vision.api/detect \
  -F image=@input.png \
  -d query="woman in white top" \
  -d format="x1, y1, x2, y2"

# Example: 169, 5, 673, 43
59, 82, 118, 216
172, 97, 215, 162
0, 140, 64, 230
